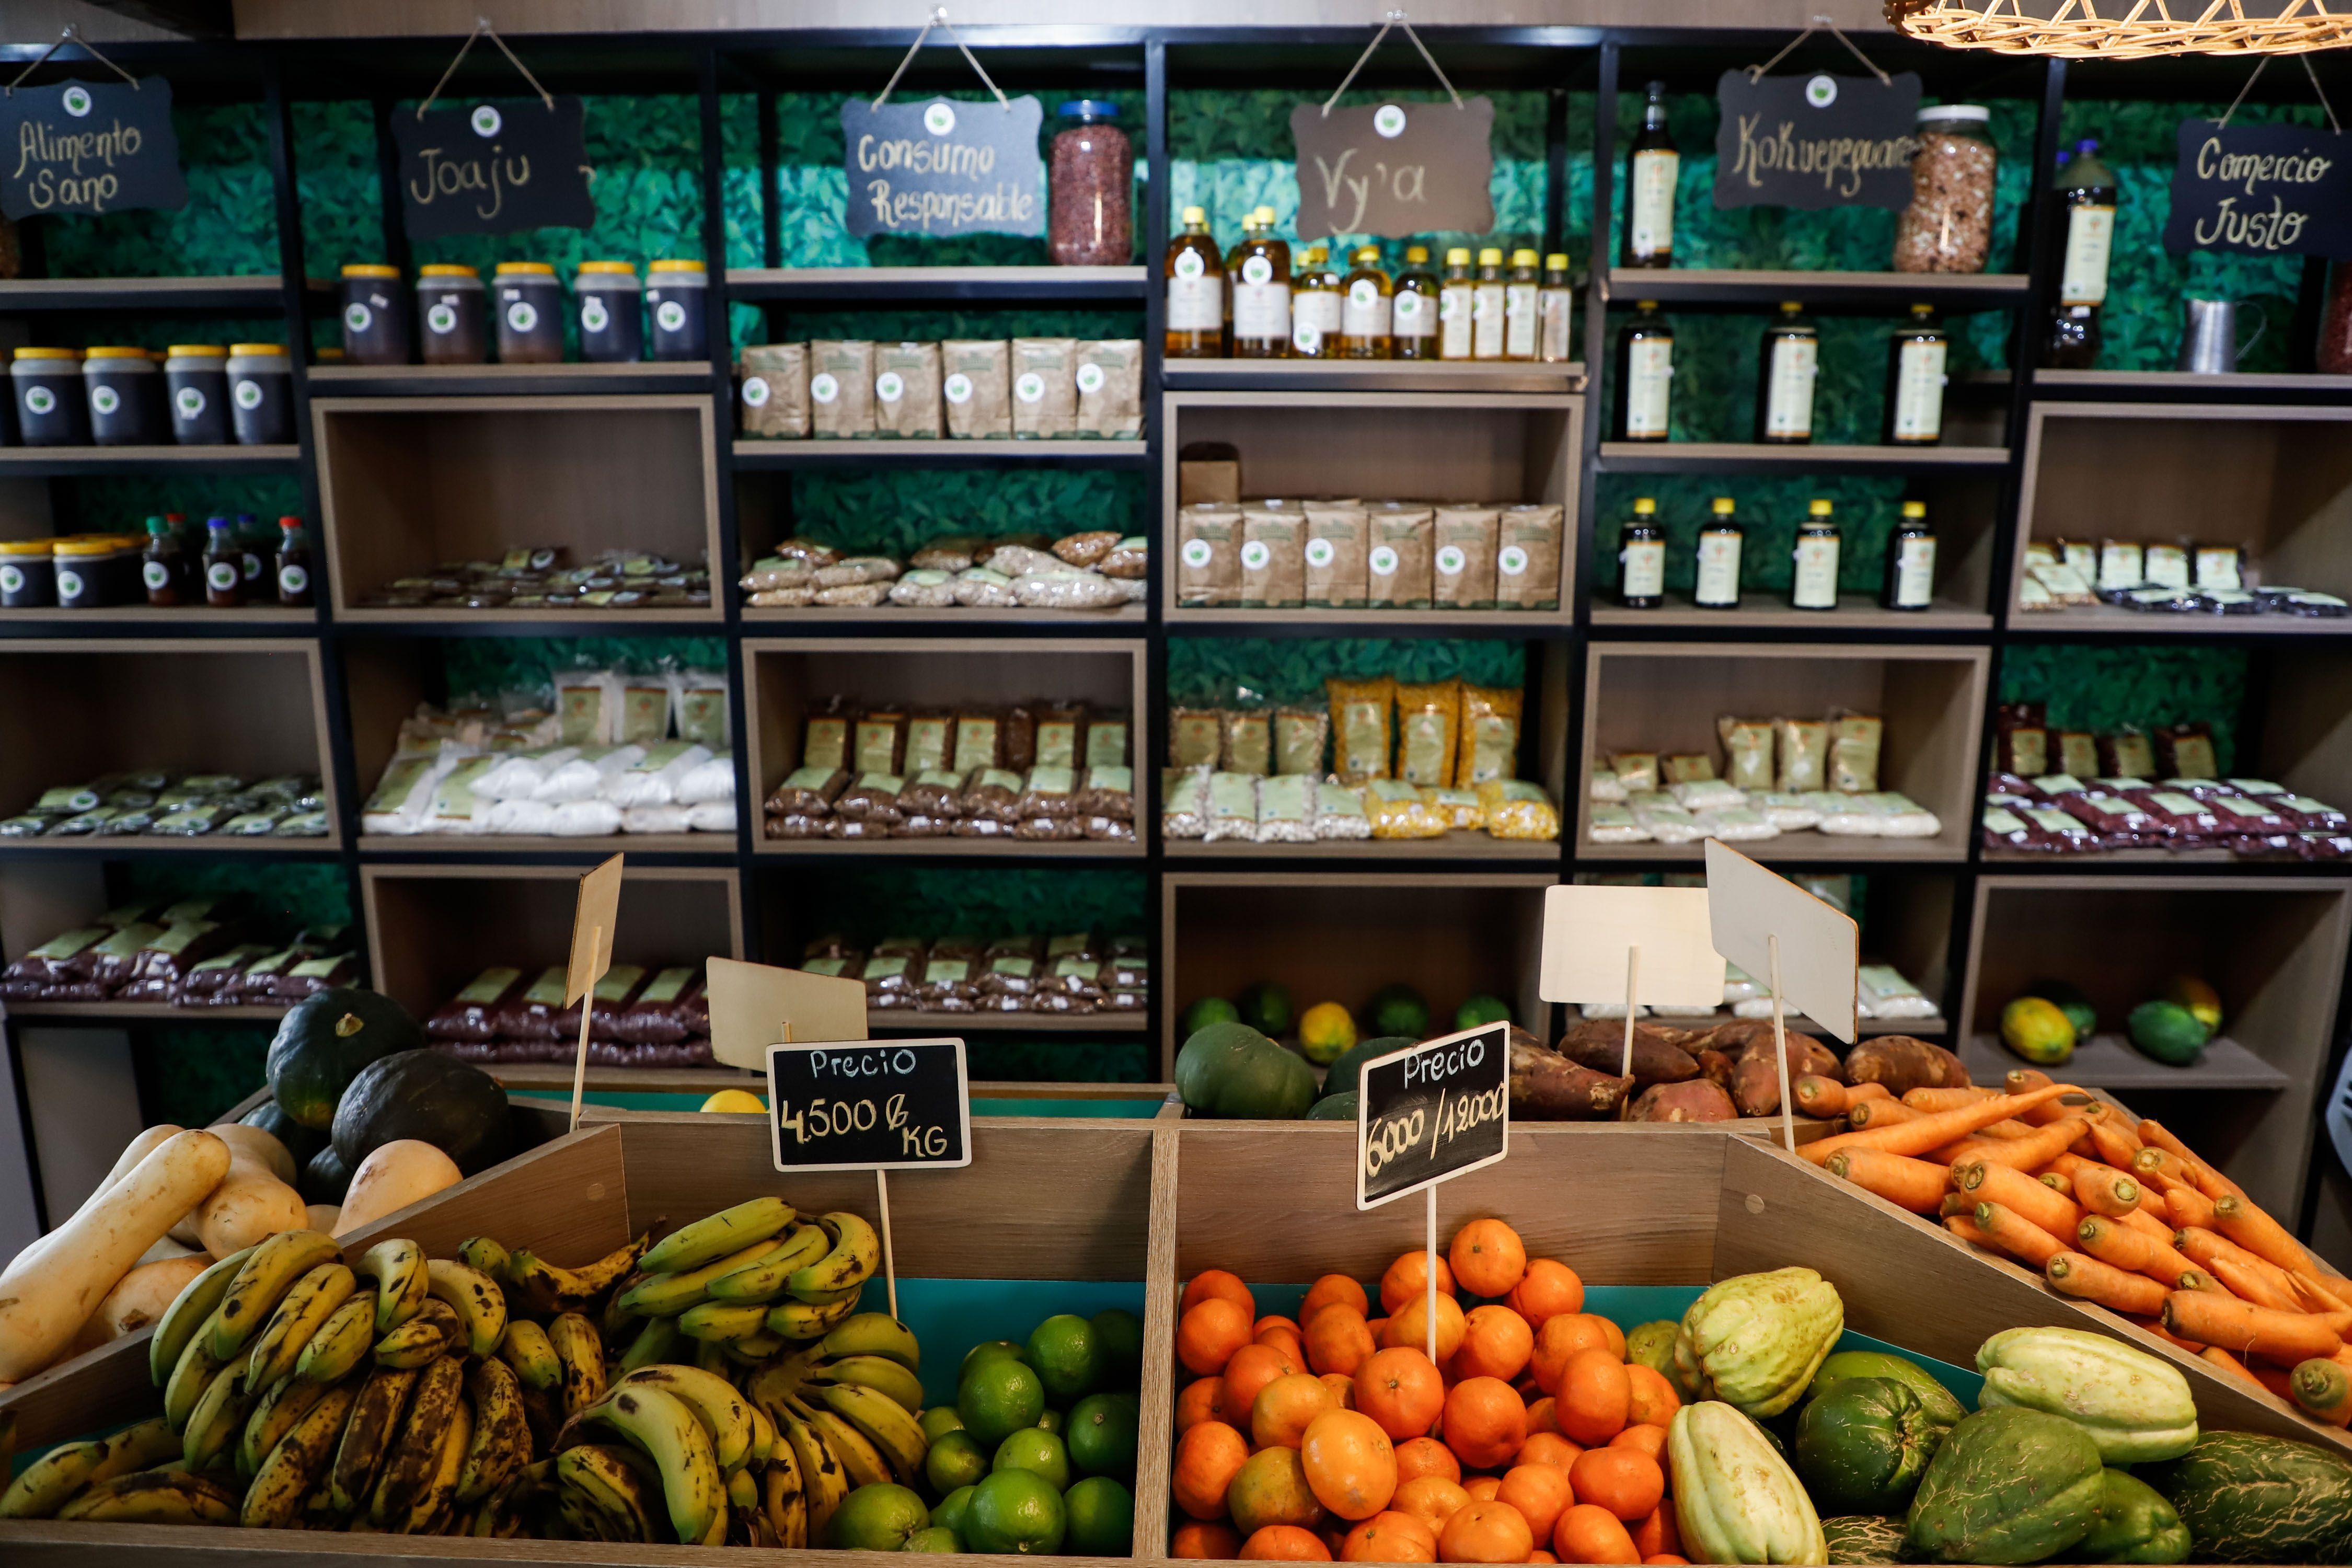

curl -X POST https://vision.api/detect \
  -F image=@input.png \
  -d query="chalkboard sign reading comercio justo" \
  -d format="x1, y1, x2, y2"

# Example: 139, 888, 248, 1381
0, 78, 187, 220
840, 96, 1046, 239
766, 1039, 972, 1174
1713, 70, 1922, 212
1356, 1021, 1511, 1210
391, 98, 594, 241
2165, 119, 2352, 259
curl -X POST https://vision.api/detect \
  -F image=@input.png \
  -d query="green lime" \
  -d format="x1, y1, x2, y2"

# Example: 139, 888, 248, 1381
959, 1340, 1027, 1379
930, 1485, 977, 1540
1063, 1476, 1135, 1555
920, 1405, 968, 1443
926, 1430, 991, 1496
1182, 996, 1240, 1036
992, 1426, 1071, 1493
964, 1468, 1066, 1555
1037, 1408, 1064, 1435
829, 1483, 931, 1551
958, 1356, 1047, 1448
1090, 1307, 1143, 1389
903, 1525, 962, 1553
1238, 981, 1294, 1035
1025, 1313, 1101, 1404
1066, 1392, 1139, 1480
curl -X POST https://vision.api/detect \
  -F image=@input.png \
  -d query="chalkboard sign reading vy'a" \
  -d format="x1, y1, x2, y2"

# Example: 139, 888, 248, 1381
766, 1038, 972, 1174
841, 96, 1045, 239
1714, 70, 1922, 212
0, 78, 187, 220
1290, 97, 1496, 240
392, 97, 594, 241
1356, 1020, 1511, 1210
2165, 119, 2352, 259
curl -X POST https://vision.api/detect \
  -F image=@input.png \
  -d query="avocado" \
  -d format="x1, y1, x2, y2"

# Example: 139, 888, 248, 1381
1181, 996, 1240, 1036
1237, 981, 1294, 1037
2126, 1000, 2211, 1067
1455, 994, 1513, 1031
1318, 1036, 1413, 1101
1367, 984, 1429, 1040
2027, 977, 2097, 1041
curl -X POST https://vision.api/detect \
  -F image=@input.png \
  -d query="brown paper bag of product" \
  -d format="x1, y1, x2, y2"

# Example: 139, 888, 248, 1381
1011, 337, 1078, 439
1176, 504, 1243, 607
809, 340, 875, 438
1076, 340, 1143, 438
1433, 505, 1501, 609
1240, 505, 1306, 608
943, 339, 1011, 439
873, 341, 943, 439
1496, 503, 1565, 610
1304, 502, 1369, 608
1365, 502, 1435, 609
739, 343, 809, 438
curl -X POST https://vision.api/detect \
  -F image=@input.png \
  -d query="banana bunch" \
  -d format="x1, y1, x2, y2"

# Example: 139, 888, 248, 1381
611, 1198, 883, 1362
743, 1311, 929, 1546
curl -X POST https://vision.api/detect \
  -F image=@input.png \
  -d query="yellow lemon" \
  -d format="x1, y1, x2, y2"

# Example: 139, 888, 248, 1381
1297, 1001, 1358, 1066
700, 1088, 768, 1114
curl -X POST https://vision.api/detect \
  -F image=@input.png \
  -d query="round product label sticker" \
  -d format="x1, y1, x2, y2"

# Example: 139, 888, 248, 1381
1075, 362, 1106, 395
62, 85, 93, 118
1014, 372, 1047, 404
943, 372, 974, 405
1374, 103, 1407, 138
925, 101, 957, 136
23, 386, 55, 416
426, 302, 458, 335
1292, 324, 1322, 354
1369, 545, 1400, 577
55, 569, 83, 600
741, 376, 771, 408
207, 561, 240, 593
506, 301, 539, 333
875, 371, 905, 403
655, 299, 687, 332
581, 297, 610, 333
280, 564, 309, 595
0, 565, 22, 595
143, 560, 171, 592
1394, 292, 1423, 320
1241, 255, 1273, 286
1806, 74, 1838, 108
175, 386, 207, 418
1439, 291, 1464, 320
1175, 250, 1205, 280
1350, 280, 1379, 309
1305, 538, 1336, 569
234, 379, 264, 410
1498, 545, 1530, 577
472, 104, 503, 137
1180, 538, 1214, 569
809, 372, 840, 405
1240, 540, 1272, 570
90, 385, 120, 416
1436, 545, 1468, 575
344, 302, 374, 333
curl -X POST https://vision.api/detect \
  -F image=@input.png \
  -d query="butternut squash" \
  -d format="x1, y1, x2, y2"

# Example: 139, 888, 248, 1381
19, 1125, 184, 1273
210, 1123, 296, 1186
192, 1147, 309, 1259
63, 1255, 210, 1357
337, 1140, 463, 1235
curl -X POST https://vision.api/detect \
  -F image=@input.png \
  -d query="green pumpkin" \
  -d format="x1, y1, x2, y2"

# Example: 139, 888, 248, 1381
1808, 1350, 1968, 1430
240, 1097, 327, 1168
264, 987, 426, 1129
300, 1143, 352, 1205
2125, 1001, 2210, 1067
1304, 1091, 1358, 1122
2075, 1470, 2191, 1564
1822, 1515, 1916, 1564
330, 1048, 513, 1175
1794, 1377, 1945, 1516
1172, 1021, 1314, 1120
1905, 1407, 2105, 1565
1318, 1037, 1412, 1101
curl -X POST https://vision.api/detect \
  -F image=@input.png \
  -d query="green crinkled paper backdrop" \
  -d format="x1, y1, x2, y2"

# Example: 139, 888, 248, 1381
783, 468, 1145, 561
1590, 474, 1914, 596
1997, 644, 2249, 773
1167, 636, 1526, 709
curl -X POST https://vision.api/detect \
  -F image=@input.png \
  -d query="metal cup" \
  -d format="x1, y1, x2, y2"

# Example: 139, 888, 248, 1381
2178, 297, 2266, 373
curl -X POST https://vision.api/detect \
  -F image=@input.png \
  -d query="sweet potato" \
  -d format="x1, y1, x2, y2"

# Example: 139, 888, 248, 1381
1552, 1021, 1700, 1085
1689, 1020, 1844, 1082
1732, 1051, 1801, 1118
1509, 1040, 1635, 1120
1626, 1079, 1739, 1123
1845, 1035, 1972, 1097
1694, 1048, 1737, 1089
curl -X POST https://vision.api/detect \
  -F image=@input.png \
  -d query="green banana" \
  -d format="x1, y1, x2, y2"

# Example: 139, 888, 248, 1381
765, 1290, 861, 1341
617, 1236, 793, 1319
163, 1318, 229, 1431
776, 1402, 848, 1544
678, 1299, 771, 1342
457, 1235, 512, 1281
148, 1244, 256, 1387
702, 1223, 831, 1303
503, 1232, 651, 1315
457, 1358, 532, 1507
295, 1292, 377, 1385
569, 1382, 724, 1545
182, 1364, 256, 1474
245, 1261, 356, 1389
556, 1444, 659, 1542
803, 1403, 895, 1490
367, 1354, 464, 1527
818, 1380, 929, 1480
546, 1311, 606, 1415
819, 1311, 921, 1370
616, 1364, 754, 1471
807, 1352, 926, 1411
240, 1372, 329, 1479
397, 1389, 472, 1533
330, 1364, 419, 1514
374, 1296, 461, 1369
617, 1315, 683, 1375
786, 1212, 881, 1302
425, 1258, 508, 1356
240, 1381, 358, 1528
496, 1318, 563, 1393
57, 1468, 241, 1525
762, 1444, 808, 1549
640, 1196, 797, 1274
354, 1238, 430, 1334
210, 1230, 341, 1359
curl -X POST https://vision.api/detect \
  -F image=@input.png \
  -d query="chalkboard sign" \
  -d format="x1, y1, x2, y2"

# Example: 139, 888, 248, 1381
766, 1037, 972, 1173
0, 78, 187, 220
840, 96, 1044, 239
2164, 119, 2352, 259
1356, 1021, 1510, 1210
1714, 70, 1921, 212
1290, 98, 1495, 240
391, 97, 594, 240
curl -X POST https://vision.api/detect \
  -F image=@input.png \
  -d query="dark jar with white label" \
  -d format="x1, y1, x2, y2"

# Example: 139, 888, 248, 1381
0, 540, 55, 608
12, 349, 89, 446
574, 260, 644, 363
339, 263, 412, 366
646, 260, 709, 362
83, 347, 165, 446
227, 344, 293, 445
165, 344, 231, 444
494, 262, 566, 364
51, 537, 126, 608
416, 264, 488, 365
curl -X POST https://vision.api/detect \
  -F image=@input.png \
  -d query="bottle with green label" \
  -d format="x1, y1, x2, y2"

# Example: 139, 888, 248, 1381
1163, 205, 1225, 360
1471, 247, 1508, 360
1693, 497, 1743, 609
1756, 301, 1818, 444
1438, 248, 1477, 361
202, 516, 245, 608
1227, 207, 1291, 360
1503, 248, 1542, 361
1790, 499, 1840, 610
1883, 501, 1936, 612
1884, 305, 1947, 445
1619, 498, 1666, 609
141, 515, 187, 607
2045, 139, 2116, 369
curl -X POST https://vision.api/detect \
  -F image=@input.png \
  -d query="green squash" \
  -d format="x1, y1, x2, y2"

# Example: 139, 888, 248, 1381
1808, 1350, 1968, 1430
1821, 1515, 1915, 1564
1236, 981, 1293, 1036
1175, 1021, 1265, 1108
2138, 1431, 2352, 1565
240, 1097, 327, 1168
1304, 1092, 1358, 1122
1173, 1021, 1314, 1120
1794, 1377, 1945, 1516
330, 1048, 513, 1175
2125, 1001, 2210, 1067
1905, 1407, 2105, 1565
265, 987, 426, 1129
301, 1143, 352, 1205
2076, 1470, 2190, 1564
1318, 1037, 1412, 1101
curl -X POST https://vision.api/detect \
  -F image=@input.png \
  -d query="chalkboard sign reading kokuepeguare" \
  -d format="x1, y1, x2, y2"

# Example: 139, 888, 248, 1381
766, 1038, 972, 1173
1356, 1020, 1511, 1210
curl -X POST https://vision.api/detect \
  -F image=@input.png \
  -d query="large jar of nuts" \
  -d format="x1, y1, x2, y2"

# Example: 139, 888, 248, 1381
1894, 105, 1996, 274
1047, 100, 1132, 267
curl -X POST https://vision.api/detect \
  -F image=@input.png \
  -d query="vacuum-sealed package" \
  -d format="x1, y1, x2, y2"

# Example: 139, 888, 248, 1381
1274, 706, 1329, 777
1328, 674, 1395, 782
1255, 773, 1317, 843
1395, 681, 1460, 789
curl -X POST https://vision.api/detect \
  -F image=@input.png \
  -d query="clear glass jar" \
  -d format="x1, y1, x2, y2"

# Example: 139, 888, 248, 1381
165, 344, 230, 444
417, 264, 487, 365
339, 263, 411, 365
1894, 106, 1995, 274
1047, 100, 1132, 267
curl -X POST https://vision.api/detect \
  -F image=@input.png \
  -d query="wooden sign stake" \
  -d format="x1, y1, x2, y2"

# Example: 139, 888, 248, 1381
1768, 933, 1796, 1152
876, 1169, 898, 1321
563, 854, 625, 1134
568, 924, 600, 1134
1621, 944, 1641, 1079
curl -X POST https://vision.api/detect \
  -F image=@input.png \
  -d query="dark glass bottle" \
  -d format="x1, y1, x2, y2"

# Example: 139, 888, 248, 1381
1619, 498, 1666, 609
234, 511, 267, 595
1756, 302, 1818, 444
1622, 81, 1679, 269
203, 516, 245, 608
2045, 140, 2117, 370
275, 516, 313, 607
1615, 302, 1674, 441
1883, 500, 1936, 611
1884, 305, 1948, 445
1693, 497, 1743, 609
141, 515, 185, 607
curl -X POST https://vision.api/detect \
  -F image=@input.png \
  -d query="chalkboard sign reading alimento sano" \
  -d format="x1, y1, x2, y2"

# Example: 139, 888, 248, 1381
1357, 1020, 1511, 1210
0, 78, 187, 220
767, 1038, 972, 1174
840, 96, 1045, 239
2165, 119, 2352, 259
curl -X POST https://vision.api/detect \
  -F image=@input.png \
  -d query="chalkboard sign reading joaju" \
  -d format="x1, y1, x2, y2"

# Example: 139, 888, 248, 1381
1356, 1021, 1511, 1210
766, 1038, 972, 1174
1289, 98, 1496, 240
391, 97, 595, 241
0, 78, 187, 220
840, 96, 1045, 239
2165, 119, 2352, 259
1714, 70, 1922, 212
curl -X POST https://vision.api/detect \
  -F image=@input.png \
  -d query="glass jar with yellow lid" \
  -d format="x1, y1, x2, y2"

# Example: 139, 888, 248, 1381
227, 344, 292, 445
165, 345, 229, 444
416, 263, 487, 365
339, 263, 411, 365
0, 539, 55, 608
83, 347, 163, 446
52, 536, 129, 609
494, 261, 565, 363
574, 260, 643, 363
645, 259, 709, 361
13, 348, 87, 445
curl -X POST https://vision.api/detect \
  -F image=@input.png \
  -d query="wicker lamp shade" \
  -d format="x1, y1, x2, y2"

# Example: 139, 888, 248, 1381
1886, 0, 2352, 58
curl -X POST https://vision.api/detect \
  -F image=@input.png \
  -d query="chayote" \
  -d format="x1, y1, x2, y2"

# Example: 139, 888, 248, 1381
1674, 1266, 1845, 1419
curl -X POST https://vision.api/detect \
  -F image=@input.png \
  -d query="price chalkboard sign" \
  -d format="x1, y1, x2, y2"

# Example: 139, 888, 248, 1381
766, 1038, 972, 1174
0, 78, 187, 220
840, 96, 1045, 239
1290, 97, 1495, 240
391, 97, 594, 240
1713, 70, 1921, 212
1356, 1021, 1510, 1210
2164, 119, 2352, 259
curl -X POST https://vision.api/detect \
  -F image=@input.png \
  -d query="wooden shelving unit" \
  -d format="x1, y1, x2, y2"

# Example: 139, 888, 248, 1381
1604, 268, 2031, 310
732, 437, 1148, 468
306, 362, 712, 398
1596, 441, 2010, 474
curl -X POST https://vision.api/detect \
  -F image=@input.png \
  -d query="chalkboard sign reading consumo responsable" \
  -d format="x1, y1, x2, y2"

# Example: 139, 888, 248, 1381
2164, 119, 2352, 259
766, 1039, 972, 1174
839, 95, 1045, 240
1713, 70, 1922, 212
391, 97, 595, 241
1356, 1021, 1511, 1210
0, 77, 187, 220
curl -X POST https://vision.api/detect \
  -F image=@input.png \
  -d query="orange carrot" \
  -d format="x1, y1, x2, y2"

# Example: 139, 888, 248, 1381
2201, 1345, 2264, 1387
1949, 1117, 2090, 1174
1903, 1086, 1998, 1112
1846, 1080, 1893, 1104
2005, 1068, 2054, 1093
2214, 1193, 2321, 1276
1941, 1192, 1976, 1218
2132, 1146, 2197, 1194
2120, 1312, 2209, 1353
2139, 1119, 2243, 1202
2254, 1363, 2298, 1399
1945, 1214, 1994, 1248
1801, 1083, 2081, 1166
2119, 1207, 2178, 1246
1848, 1098, 1923, 1129
1926, 1137, 2000, 1166
2075, 1214, 2203, 1287
2088, 1120, 2145, 1171
2022, 1091, 2104, 1128
1954, 1159, 2083, 1236
2166, 1186, 2220, 1230
2047, 1251, 2170, 1315
1975, 1201, 2069, 1267
2177, 1228, 2305, 1311
2163, 1292, 2347, 1365
1975, 1119, 2041, 1141
2040, 1170, 2076, 1200
2072, 1164, 2147, 1219
1825, 1147, 1949, 1214
2292, 1272, 2352, 1315
1793, 1075, 1848, 1117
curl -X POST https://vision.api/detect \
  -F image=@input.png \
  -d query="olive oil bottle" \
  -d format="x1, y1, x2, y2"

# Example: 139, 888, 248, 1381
1163, 204, 1225, 359
1228, 206, 1292, 359
1338, 245, 1392, 359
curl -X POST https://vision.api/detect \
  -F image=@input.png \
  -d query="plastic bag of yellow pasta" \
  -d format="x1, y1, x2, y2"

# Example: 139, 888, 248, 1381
1456, 683, 1524, 789
1394, 680, 1460, 789
1478, 779, 1561, 840
1327, 675, 1394, 783
1366, 777, 1448, 838
1422, 787, 1485, 831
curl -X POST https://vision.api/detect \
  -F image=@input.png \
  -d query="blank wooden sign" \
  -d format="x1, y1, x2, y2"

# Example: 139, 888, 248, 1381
1704, 840, 1859, 1043
1539, 884, 1725, 1007
564, 854, 625, 1005
706, 956, 867, 1070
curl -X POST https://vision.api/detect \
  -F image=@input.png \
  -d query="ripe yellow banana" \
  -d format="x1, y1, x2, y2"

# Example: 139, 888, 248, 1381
240, 1380, 358, 1528
163, 1313, 229, 1432
618, 1235, 793, 1319
397, 1392, 472, 1534
762, 1445, 808, 1548
818, 1381, 928, 1483
766, 1289, 862, 1341
504, 1231, 650, 1314
786, 1212, 881, 1301
803, 1403, 894, 1490
546, 1311, 606, 1416
149, 1244, 256, 1387
723, 1329, 789, 1366
182, 1365, 257, 1474
87, 1418, 182, 1488
1, 1437, 104, 1518
496, 1318, 563, 1393
367, 1354, 464, 1527
819, 1310, 923, 1370
809, 1352, 926, 1412
555, 1444, 658, 1542
456, 1356, 533, 1507
776, 1402, 847, 1545
245, 1261, 356, 1389
373, 1296, 461, 1369
571, 1382, 724, 1545
457, 1235, 511, 1281
56, 1469, 240, 1525
295, 1292, 377, 1385
641, 1196, 797, 1275
618, 1313, 682, 1374
745, 1398, 778, 1466
425, 1258, 508, 1356
354, 1238, 429, 1334
616, 1364, 754, 1471
210, 1230, 341, 1359
329, 1364, 418, 1514
470, 1458, 550, 1539
678, 1299, 770, 1343
702, 1223, 832, 1304
239, 1372, 330, 1480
